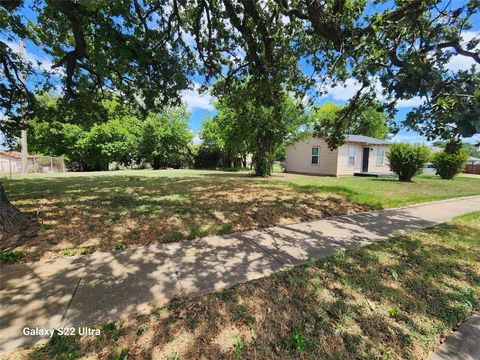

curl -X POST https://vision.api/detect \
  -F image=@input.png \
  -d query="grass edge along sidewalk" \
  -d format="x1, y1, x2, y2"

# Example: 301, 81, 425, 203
2, 172, 480, 263
9, 211, 480, 360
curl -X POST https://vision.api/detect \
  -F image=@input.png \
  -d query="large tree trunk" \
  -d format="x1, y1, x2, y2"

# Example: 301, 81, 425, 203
0, 183, 27, 240
152, 157, 161, 170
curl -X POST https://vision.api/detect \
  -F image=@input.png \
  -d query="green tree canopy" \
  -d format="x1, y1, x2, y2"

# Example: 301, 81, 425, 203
137, 105, 193, 169
2, 1, 480, 161
313, 102, 392, 142
212, 77, 309, 176
28, 94, 193, 170
433, 141, 480, 158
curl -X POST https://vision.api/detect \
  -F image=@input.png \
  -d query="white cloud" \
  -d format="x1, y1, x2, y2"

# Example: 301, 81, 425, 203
320, 78, 363, 101
191, 132, 201, 145
320, 78, 425, 108
6, 41, 55, 73
447, 54, 477, 72
396, 97, 425, 108
181, 31, 196, 48
181, 83, 215, 111
463, 134, 480, 145
392, 133, 480, 146
446, 31, 479, 72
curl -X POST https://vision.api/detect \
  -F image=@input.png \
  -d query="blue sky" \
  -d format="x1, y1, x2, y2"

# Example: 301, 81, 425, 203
2, 1, 479, 147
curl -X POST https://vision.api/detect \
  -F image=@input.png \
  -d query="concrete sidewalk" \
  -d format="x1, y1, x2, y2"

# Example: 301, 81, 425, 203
1, 195, 480, 352
428, 312, 480, 360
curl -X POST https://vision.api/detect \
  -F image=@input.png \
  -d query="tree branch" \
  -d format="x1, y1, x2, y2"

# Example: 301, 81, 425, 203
47, 0, 87, 96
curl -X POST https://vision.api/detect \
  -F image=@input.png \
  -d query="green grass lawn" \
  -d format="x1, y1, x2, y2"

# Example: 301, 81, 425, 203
1, 169, 479, 262
17, 212, 480, 360
277, 173, 480, 208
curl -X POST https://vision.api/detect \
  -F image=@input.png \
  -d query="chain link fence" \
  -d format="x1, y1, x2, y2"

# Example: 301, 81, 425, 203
0, 152, 66, 175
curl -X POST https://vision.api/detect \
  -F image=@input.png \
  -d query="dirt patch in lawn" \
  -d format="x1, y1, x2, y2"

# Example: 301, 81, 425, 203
2, 176, 370, 262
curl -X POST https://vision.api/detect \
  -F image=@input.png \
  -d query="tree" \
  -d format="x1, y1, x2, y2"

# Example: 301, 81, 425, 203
76, 117, 140, 171
0, 183, 28, 239
275, 1, 480, 149
29, 97, 193, 170
463, 143, 480, 158
433, 141, 480, 158
179, 1, 480, 150
2, 1, 480, 230
1, 1, 192, 125
28, 94, 140, 170
405, 71, 480, 153
195, 115, 227, 169
137, 106, 193, 169
313, 102, 392, 141
0, 0, 192, 233
210, 99, 251, 168
3, 1, 479, 149
214, 79, 309, 176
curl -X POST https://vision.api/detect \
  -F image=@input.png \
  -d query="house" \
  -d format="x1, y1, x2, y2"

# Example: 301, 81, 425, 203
467, 156, 480, 165
0, 151, 64, 173
285, 134, 392, 176
0, 151, 35, 173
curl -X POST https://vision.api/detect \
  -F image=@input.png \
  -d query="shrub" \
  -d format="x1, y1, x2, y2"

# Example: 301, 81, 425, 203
193, 145, 223, 169
386, 143, 430, 182
432, 150, 468, 179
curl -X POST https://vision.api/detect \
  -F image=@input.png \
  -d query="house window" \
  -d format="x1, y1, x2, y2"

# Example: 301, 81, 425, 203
348, 145, 356, 166
376, 148, 385, 166
311, 147, 319, 164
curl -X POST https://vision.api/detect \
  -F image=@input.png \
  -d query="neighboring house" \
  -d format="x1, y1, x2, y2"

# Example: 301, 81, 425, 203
285, 134, 392, 176
423, 146, 441, 174
0, 151, 35, 173
0, 151, 64, 173
467, 156, 480, 165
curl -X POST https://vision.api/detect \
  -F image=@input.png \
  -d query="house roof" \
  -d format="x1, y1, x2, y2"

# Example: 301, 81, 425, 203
344, 135, 390, 145
0, 151, 34, 159
467, 156, 480, 161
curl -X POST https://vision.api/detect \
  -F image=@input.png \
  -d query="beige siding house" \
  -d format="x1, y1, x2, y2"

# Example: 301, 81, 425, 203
285, 135, 392, 176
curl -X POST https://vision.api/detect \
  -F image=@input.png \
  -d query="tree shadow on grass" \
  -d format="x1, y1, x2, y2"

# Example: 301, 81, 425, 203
1, 175, 370, 261
3, 212, 476, 359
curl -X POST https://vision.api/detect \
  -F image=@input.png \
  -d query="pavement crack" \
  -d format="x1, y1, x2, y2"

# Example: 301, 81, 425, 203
242, 236, 285, 265
61, 259, 88, 322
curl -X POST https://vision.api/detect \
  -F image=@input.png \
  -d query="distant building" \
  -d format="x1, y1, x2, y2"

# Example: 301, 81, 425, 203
467, 156, 480, 165
0, 151, 35, 173
0, 151, 64, 173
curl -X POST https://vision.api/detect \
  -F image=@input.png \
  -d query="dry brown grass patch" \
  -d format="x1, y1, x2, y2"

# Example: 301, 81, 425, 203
4, 177, 370, 262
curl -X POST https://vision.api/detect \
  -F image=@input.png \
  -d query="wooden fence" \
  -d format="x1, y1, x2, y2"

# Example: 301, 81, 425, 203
465, 164, 480, 174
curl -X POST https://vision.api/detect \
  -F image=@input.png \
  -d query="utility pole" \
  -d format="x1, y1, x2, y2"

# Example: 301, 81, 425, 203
19, 40, 28, 176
